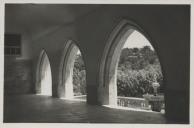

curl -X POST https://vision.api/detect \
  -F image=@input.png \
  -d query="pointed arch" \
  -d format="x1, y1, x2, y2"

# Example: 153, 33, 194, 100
58, 40, 86, 99
35, 49, 52, 95
98, 19, 164, 106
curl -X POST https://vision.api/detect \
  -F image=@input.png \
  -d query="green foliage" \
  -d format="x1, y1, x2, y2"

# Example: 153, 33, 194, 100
73, 54, 86, 96
117, 46, 163, 98
73, 46, 163, 97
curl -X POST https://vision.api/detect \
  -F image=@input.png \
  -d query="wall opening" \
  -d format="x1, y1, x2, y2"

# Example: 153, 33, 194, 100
36, 50, 52, 96
73, 50, 87, 100
99, 20, 164, 113
117, 30, 164, 113
58, 40, 86, 101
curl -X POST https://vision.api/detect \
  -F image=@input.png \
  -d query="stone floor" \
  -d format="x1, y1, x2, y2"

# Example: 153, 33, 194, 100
4, 94, 167, 123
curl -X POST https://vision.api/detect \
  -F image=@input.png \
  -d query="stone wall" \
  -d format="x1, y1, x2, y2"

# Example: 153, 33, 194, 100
4, 57, 33, 94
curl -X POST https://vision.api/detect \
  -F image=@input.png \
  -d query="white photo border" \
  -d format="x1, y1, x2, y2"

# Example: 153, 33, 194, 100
0, 0, 193, 128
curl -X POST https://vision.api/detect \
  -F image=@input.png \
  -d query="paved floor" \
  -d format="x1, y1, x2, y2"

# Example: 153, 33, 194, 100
4, 94, 166, 123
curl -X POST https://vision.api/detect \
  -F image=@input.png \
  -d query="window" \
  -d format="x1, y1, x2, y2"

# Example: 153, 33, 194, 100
4, 34, 21, 56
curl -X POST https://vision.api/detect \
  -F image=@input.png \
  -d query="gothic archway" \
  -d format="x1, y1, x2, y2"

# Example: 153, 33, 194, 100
58, 40, 86, 100
35, 50, 52, 95
98, 20, 164, 108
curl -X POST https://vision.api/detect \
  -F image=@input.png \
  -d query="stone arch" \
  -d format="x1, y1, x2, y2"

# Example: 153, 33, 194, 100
98, 19, 163, 106
57, 40, 86, 99
35, 49, 52, 95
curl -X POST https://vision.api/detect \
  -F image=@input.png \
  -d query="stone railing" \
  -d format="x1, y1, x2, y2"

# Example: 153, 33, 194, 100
117, 96, 150, 110
73, 95, 165, 111
74, 95, 87, 100
117, 94, 165, 112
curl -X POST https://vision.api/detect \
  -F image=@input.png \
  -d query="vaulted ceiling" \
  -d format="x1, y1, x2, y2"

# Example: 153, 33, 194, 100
5, 4, 101, 33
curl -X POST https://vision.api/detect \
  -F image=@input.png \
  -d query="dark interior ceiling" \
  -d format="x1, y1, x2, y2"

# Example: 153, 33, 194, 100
5, 4, 101, 33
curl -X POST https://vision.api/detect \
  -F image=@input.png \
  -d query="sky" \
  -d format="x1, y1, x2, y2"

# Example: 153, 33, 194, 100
123, 30, 153, 50
77, 30, 154, 55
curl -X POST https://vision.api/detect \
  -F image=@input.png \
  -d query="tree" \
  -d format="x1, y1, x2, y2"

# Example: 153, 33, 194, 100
117, 46, 163, 97
73, 45, 164, 97
73, 54, 86, 96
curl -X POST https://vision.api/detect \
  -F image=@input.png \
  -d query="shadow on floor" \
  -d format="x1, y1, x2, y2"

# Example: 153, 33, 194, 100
4, 94, 166, 123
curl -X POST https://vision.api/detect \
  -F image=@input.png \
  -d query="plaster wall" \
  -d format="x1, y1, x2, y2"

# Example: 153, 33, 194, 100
4, 26, 33, 94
